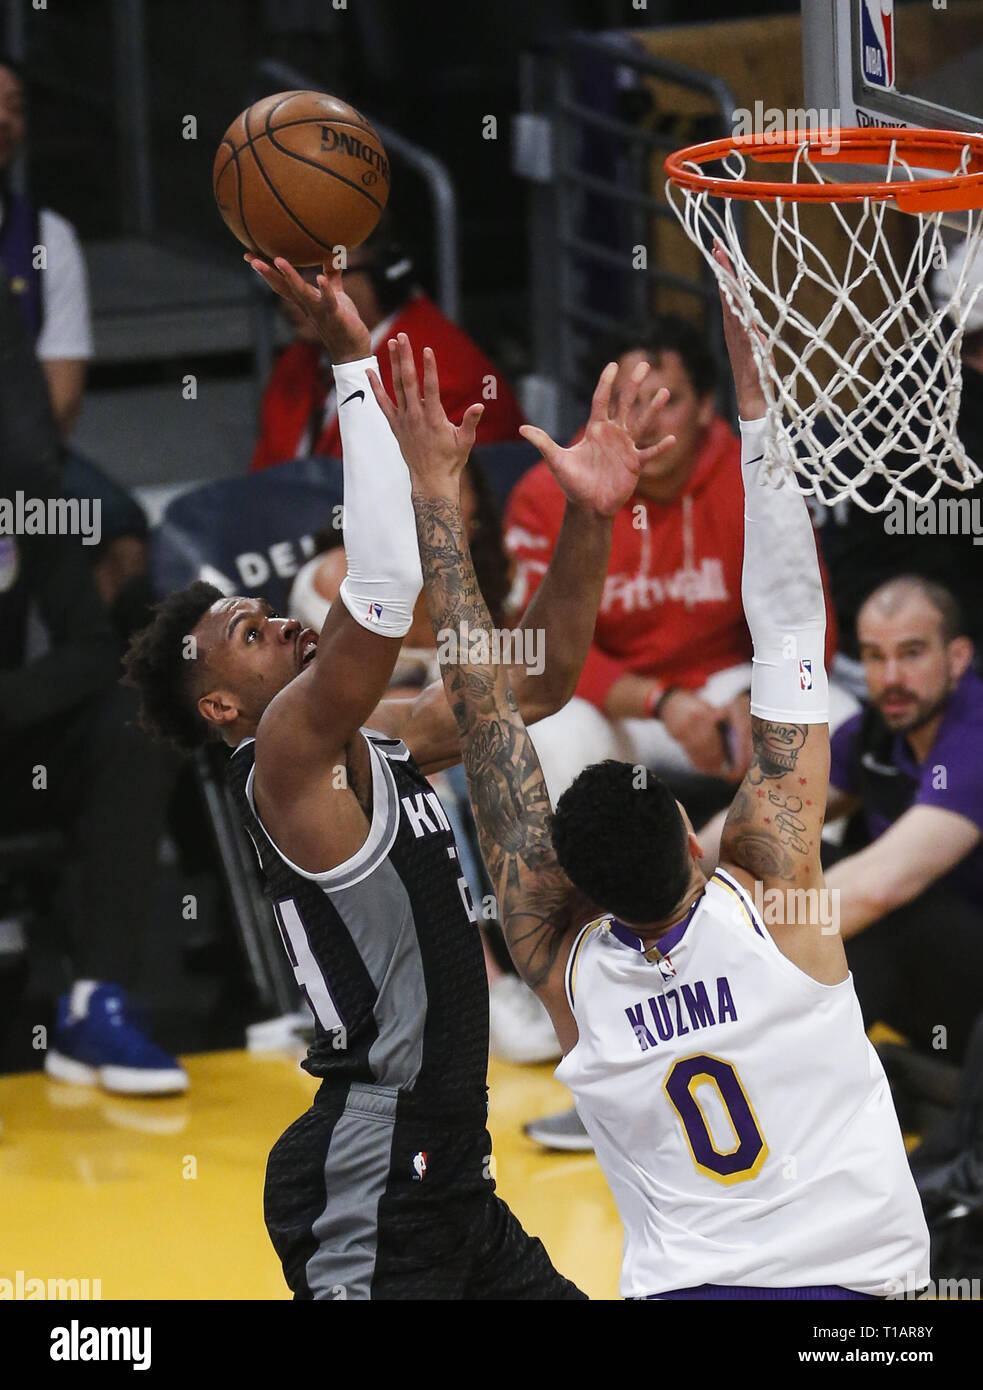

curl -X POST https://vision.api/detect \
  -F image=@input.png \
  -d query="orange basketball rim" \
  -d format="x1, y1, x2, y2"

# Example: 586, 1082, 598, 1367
664, 127, 983, 214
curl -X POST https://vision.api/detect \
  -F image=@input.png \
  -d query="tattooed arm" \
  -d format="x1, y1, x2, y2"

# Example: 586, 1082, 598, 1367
412, 489, 580, 1028
712, 250, 844, 982
719, 718, 829, 888
369, 337, 664, 1045
717, 720, 845, 981
369, 343, 674, 775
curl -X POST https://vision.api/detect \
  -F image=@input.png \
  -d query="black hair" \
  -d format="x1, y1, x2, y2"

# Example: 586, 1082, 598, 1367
593, 315, 718, 401
122, 581, 224, 754
354, 238, 416, 317
551, 761, 692, 926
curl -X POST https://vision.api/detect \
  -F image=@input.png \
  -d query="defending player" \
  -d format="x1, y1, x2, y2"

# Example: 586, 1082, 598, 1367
376, 253, 931, 1300
124, 261, 673, 1299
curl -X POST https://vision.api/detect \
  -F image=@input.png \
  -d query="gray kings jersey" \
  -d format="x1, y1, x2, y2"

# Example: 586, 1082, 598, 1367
226, 729, 490, 1120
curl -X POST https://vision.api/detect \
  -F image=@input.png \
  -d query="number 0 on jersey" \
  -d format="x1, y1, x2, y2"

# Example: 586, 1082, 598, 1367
665, 1053, 769, 1186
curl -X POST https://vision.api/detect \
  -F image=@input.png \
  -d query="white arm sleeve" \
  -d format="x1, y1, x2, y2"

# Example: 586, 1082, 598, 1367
740, 417, 829, 724
333, 355, 422, 638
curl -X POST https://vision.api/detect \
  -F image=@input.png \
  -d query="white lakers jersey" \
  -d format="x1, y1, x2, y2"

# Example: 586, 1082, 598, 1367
554, 869, 930, 1298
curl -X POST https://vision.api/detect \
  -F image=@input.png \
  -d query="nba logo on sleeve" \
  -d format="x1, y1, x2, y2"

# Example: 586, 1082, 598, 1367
860, 0, 894, 90
798, 658, 813, 692
365, 602, 384, 624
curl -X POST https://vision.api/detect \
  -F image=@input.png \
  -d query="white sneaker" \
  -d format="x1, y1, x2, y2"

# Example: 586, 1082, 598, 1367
488, 974, 562, 1064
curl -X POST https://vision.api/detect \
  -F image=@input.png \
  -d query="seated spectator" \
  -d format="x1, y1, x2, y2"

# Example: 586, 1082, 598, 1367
286, 456, 560, 1065
505, 316, 850, 806
0, 270, 183, 1099
249, 233, 526, 469
0, 52, 151, 631
821, 576, 983, 1065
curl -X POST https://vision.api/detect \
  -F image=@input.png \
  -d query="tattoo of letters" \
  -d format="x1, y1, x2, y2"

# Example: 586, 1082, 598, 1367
723, 720, 812, 879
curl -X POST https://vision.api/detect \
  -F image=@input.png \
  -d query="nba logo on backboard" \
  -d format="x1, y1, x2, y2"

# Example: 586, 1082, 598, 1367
366, 602, 384, 624
860, 0, 894, 91
798, 659, 813, 692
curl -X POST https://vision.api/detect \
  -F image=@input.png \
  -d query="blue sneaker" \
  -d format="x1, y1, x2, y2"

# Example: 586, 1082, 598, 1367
45, 982, 189, 1095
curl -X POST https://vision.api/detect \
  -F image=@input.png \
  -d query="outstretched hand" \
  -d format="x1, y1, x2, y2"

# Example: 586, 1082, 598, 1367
368, 334, 484, 494
245, 254, 371, 364
518, 360, 675, 517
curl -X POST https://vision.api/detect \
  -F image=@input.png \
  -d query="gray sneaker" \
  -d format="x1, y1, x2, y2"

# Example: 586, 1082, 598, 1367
523, 1105, 594, 1152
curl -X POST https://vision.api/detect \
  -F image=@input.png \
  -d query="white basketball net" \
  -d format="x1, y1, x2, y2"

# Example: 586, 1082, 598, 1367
666, 137, 983, 512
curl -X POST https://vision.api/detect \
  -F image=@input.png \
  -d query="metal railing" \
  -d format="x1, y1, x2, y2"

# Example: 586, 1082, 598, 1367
514, 29, 741, 439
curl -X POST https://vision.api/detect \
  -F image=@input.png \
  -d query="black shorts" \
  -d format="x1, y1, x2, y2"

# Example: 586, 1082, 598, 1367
264, 1082, 586, 1301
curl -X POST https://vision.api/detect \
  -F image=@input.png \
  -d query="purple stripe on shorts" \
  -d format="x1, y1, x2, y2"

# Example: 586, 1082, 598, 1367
636, 1284, 881, 1301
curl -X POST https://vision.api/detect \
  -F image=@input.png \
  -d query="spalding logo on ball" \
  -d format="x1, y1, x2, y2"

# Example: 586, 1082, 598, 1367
213, 91, 390, 265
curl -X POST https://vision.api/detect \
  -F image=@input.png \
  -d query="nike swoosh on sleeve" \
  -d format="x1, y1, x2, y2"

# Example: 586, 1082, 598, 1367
341, 389, 365, 406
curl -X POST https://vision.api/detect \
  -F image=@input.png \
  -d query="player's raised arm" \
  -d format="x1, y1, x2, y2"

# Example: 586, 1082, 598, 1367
712, 249, 843, 982
369, 341, 666, 1042
369, 339, 571, 1012
245, 259, 422, 770
370, 353, 675, 774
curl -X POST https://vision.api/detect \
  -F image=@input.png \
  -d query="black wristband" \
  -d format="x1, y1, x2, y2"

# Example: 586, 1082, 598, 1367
653, 686, 682, 720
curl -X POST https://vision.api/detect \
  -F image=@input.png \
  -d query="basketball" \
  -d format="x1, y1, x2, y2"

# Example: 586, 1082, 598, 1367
212, 90, 390, 266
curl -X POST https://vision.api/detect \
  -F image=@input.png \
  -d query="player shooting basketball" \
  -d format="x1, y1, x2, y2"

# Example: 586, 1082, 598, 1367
124, 259, 675, 1299
373, 250, 930, 1300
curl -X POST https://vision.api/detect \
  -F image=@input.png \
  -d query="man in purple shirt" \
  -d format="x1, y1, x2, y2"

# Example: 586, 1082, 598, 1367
825, 574, 983, 1061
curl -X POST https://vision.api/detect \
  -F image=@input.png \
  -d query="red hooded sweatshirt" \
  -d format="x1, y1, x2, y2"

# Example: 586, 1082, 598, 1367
250, 293, 526, 470
504, 415, 838, 710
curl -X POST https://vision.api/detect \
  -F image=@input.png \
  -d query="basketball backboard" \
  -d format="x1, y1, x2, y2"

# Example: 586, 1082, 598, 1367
803, 0, 983, 136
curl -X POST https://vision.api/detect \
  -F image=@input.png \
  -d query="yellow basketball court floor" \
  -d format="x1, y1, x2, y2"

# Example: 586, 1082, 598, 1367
0, 1053, 622, 1299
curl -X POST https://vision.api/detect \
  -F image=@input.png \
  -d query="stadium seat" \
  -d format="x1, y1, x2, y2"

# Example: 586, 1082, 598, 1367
151, 455, 345, 615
